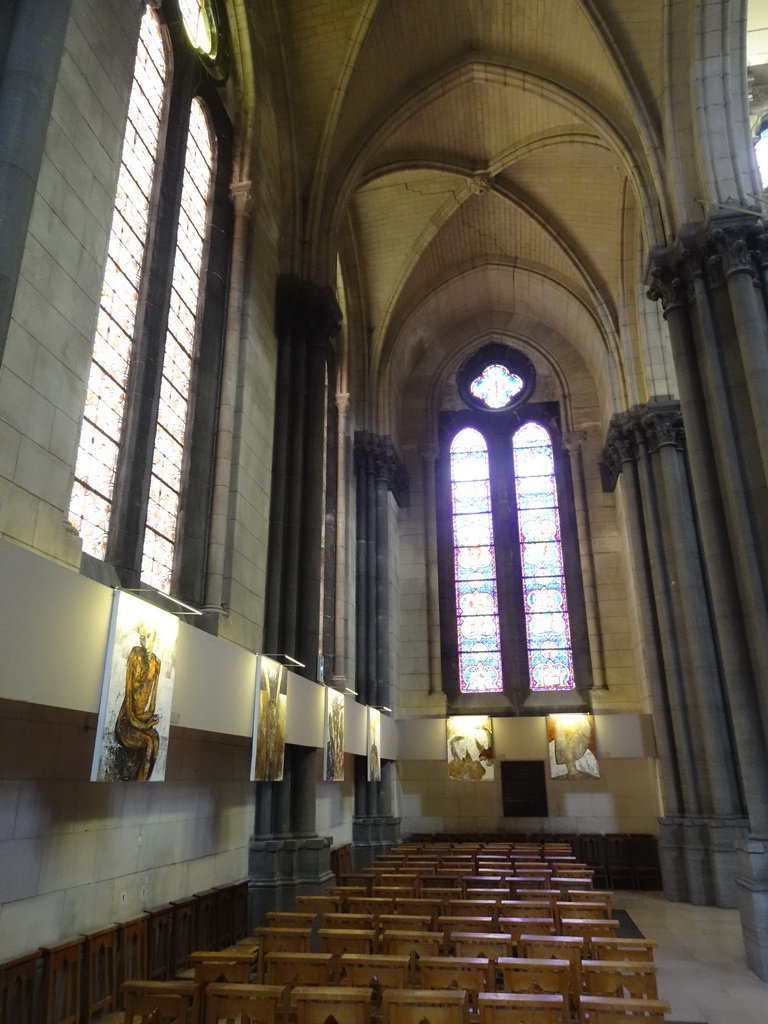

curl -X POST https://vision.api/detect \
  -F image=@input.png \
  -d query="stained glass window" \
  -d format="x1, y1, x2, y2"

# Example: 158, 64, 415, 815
450, 428, 504, 693
142, 98, 214, 594
513, 422, 575, 690
179, 0, 216, 57
469, 364, 524, 409
756, 125, 768, 189
69, 9, 166, 558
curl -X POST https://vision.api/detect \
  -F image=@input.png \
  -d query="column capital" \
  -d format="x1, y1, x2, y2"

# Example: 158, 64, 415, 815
600, 399, 685, 492
229, 181, 252, 215
647, 213, 765, 313
354, 430, 409, 506
562, 430, 587, 454
276, 275, 342, 352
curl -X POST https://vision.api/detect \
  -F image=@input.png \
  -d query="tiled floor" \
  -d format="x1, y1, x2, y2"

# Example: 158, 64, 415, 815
615, 891, 768, 1024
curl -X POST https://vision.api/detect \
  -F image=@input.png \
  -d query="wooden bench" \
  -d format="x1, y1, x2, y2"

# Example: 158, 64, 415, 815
292, 985, 372, 1024
204, 982, 286, 1024
578, 994, 670, 1022
478, 991, 566, 1024
382, 987, 469, 1024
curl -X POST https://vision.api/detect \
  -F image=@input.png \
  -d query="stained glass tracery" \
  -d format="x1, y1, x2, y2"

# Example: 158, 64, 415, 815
469, 364, 524, 409
69, 9, 167, 558
450, 428, 503, 693
513, 422, 575, 691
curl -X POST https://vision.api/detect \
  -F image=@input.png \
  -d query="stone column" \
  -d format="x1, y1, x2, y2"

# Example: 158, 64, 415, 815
602, 400, 746, 905
647, 212, 768, 973
264, 277, 341, 662
350, 435, 407, 866
0, 0, 75, 364
419, 444, 442, 695
563, 431, 606, 691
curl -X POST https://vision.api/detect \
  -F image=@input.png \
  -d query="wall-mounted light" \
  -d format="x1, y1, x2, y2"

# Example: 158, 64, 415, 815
262, 653, 306, 668
120, 587, 203, 615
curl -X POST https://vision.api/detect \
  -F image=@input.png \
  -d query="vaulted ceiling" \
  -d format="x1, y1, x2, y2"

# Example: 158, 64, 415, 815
266, 1, 681, 432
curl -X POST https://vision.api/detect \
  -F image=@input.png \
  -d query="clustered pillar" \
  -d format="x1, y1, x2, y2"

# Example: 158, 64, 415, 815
352, 432, 407, 865
250, 278, 341, 923
635, 210, 768, 978
601, 400, 747, 907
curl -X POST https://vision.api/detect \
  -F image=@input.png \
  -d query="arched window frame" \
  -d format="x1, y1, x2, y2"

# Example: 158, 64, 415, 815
436, 397, 593, 712
71, 1, 233, 608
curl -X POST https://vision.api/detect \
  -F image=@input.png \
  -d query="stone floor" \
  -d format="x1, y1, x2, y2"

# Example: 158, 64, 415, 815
616, 891, 768, 1024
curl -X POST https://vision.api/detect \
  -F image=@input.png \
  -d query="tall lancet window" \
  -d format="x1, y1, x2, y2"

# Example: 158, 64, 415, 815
450, 428, 503, 693
69, 9, 167, 559
68, 2, 232, 605
437, 343, 590, 704
142, 99, 215, 592
513, 422, 575, 691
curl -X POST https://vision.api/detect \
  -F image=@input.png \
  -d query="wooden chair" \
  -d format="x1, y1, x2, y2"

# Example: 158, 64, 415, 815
381, 987, 468, 1024
84, 926, 118, 1023
382, 931, 444, 959
317, 929, 375, 957
41, 937, 84, 1024
418, 957, 494, 1011
373, 887, 416, 902
264, 953, 335, 987
267, 913, 317, 929
517, 936, 583, 1010
451, 932, 513, 960
497, 919, 555, 947
499, 902, 552, 920
204, 982, 286, 1024
337, 954, 410, 990
122, 980, 199, 1024
296, 896, 339, 917
255, 929, 312, 982
590, 938, 657, 963
380, 915, 433, 937
496, 957, 570, 1005
323, 913, 377, 932
0, 950, 39, 1024
578, 995, 670, 1022
567, 891, 613, 915
347, 897, 395, 921
437, 917, 495, 954
190, 951, 254, 985
461, 876, 503, 894
380, 874, 420, 892
292, 985, 372, 1024
171, 897, 200, 976
559, 918, 619, 955
554, 902, 608, 926
551, 877, 593, 895
445, 900, 498, 921
582, 961, 659, 1001
394, 899, 442, 925
511, 892, 558, 913
478, 992, 566, 1024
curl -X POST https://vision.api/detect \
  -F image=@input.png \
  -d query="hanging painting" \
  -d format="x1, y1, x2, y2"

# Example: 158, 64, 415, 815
367, 706, 381, 781
446, 715, 494, 780
547, 713, 599, 779
324, 687, 345, 782
251, 655, 288, 781
92, 590, 179, 782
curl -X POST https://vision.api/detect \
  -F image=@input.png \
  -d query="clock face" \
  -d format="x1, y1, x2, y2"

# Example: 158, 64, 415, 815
179, 0, 216, 58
